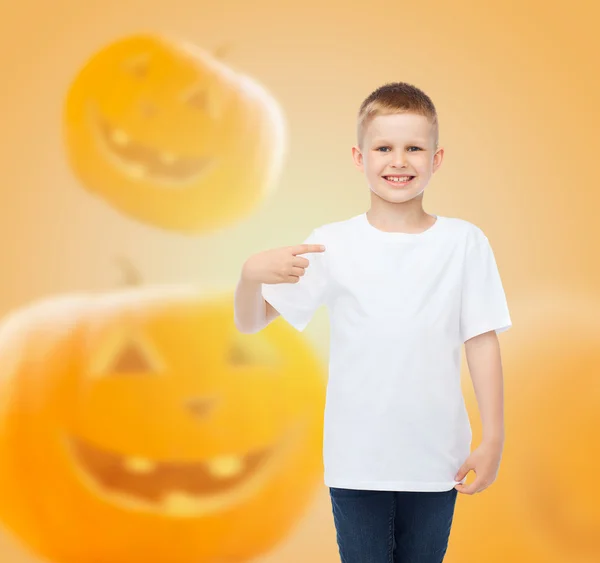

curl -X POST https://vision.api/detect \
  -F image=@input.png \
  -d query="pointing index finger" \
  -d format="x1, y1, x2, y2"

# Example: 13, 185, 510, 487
291, 243, 326, 256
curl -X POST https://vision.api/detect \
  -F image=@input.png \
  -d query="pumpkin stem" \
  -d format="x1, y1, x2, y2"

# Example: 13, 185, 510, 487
115, 256, 142, 286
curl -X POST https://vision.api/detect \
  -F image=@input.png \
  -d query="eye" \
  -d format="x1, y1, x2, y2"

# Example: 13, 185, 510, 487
376, 146, 422, 152
122, 54, 150, 79
90, 331, 164, 379
107, 340, 156, 375
228, 331, 281, 368
182, 86, 207, 110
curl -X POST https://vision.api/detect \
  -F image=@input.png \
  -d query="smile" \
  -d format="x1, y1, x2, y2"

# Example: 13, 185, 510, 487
64, 420, 305, 517
383, 176, 415, 187
88, 103, 218, 186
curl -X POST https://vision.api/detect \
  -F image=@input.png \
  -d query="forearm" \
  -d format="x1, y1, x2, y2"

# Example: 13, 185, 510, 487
234, 274, 268, 334
464, 331, 505, 445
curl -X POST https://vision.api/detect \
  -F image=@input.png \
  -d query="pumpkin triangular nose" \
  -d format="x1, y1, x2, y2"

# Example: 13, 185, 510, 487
185, 397, 217, 417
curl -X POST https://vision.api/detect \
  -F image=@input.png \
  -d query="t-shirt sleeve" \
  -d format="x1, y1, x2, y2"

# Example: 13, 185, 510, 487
261, 228, 328, 332
460, 237, 512, 343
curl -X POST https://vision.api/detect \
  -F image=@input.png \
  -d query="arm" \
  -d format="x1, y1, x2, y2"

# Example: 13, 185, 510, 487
464, 329, 505, 446
234, 276, 280, 334
234, 242, 325, 334
454, 329, 505, 494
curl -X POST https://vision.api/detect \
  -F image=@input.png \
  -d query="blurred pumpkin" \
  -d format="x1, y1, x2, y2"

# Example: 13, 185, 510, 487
63, 33, 286, 233
447, 290, 600, 563
0, 287, 325, 563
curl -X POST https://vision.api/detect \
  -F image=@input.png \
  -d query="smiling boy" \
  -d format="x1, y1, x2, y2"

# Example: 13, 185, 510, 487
234, 82, 512, 562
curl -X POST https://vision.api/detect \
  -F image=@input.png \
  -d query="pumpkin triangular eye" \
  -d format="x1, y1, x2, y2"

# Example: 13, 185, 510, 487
122, 53, 150, 78
229, 331, 280, 368
183, 86, 207, 110
90, 329, 163, 379
109, 340, 154, 374
229, 341, 250, 366
181, 82, 222, 120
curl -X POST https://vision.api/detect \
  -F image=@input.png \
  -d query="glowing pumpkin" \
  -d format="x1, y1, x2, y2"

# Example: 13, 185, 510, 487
0, 287, 325, 563
63, 34, 286, 233
448, 291, 599, 562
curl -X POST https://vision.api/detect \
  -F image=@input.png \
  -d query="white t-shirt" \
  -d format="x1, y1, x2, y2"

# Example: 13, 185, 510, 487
261, 212, 512, 492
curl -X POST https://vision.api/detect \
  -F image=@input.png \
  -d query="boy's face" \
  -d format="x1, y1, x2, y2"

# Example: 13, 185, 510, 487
352, 113, 443, 205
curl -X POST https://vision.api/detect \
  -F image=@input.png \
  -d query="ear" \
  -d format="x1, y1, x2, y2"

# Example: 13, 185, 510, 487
351, 145, 364, 170
432, 147, 444, 173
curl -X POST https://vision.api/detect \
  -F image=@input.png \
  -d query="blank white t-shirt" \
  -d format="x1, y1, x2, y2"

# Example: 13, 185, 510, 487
261, 213, 512, 492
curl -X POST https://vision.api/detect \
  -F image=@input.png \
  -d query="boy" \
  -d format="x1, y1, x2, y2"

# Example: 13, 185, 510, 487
234, 82, 512, 563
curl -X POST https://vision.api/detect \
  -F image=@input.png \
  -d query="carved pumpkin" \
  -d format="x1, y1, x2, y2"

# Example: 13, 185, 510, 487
63, 34, 286, 233
448, 292, 599, 562
0, 287, 325, 563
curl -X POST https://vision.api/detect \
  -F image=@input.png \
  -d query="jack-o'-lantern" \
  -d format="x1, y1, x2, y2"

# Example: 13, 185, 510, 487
63, 34, 286, 233
447, 291, 599, 563
0, 287, 325, 563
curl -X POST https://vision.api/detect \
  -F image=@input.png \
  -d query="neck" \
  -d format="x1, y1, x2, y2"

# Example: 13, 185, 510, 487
366, 201, 437, 233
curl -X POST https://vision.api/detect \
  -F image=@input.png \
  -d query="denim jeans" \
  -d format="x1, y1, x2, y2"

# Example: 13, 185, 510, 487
329, 486, 458, 563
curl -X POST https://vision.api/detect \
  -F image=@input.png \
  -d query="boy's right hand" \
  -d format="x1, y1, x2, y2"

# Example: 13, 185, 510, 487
242, 244, 326, 285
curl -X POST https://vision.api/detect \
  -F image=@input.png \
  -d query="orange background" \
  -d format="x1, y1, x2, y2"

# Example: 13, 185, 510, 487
0, 0, 598, 561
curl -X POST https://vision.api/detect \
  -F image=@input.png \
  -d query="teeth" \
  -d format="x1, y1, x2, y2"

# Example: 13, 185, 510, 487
386, 176, 412, 182
123, 457, 156, 474
162, 491, 200, 515
111, 128, 130, 146
206, 456, 244, 478
123, 455, 244, 478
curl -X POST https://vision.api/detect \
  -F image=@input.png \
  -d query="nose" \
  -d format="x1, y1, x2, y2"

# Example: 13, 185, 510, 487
185, 396, 218, 418
391, 150, 408, 168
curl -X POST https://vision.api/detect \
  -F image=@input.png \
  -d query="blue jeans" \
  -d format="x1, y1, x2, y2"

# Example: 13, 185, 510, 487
329, 487, 458, 563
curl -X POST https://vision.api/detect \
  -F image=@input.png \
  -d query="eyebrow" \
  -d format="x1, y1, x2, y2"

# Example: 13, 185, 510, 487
371, 138, 428, 144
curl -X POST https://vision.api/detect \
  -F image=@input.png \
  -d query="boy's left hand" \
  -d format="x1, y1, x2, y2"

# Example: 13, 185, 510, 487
454, 439, 503, 494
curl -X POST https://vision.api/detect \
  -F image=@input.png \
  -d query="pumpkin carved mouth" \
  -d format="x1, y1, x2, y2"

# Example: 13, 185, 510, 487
88, 103, 217, 185
65, 422, 305, 517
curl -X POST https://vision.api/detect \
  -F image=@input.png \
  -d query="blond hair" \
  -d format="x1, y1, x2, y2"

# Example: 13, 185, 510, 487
357, 82, 439, 150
